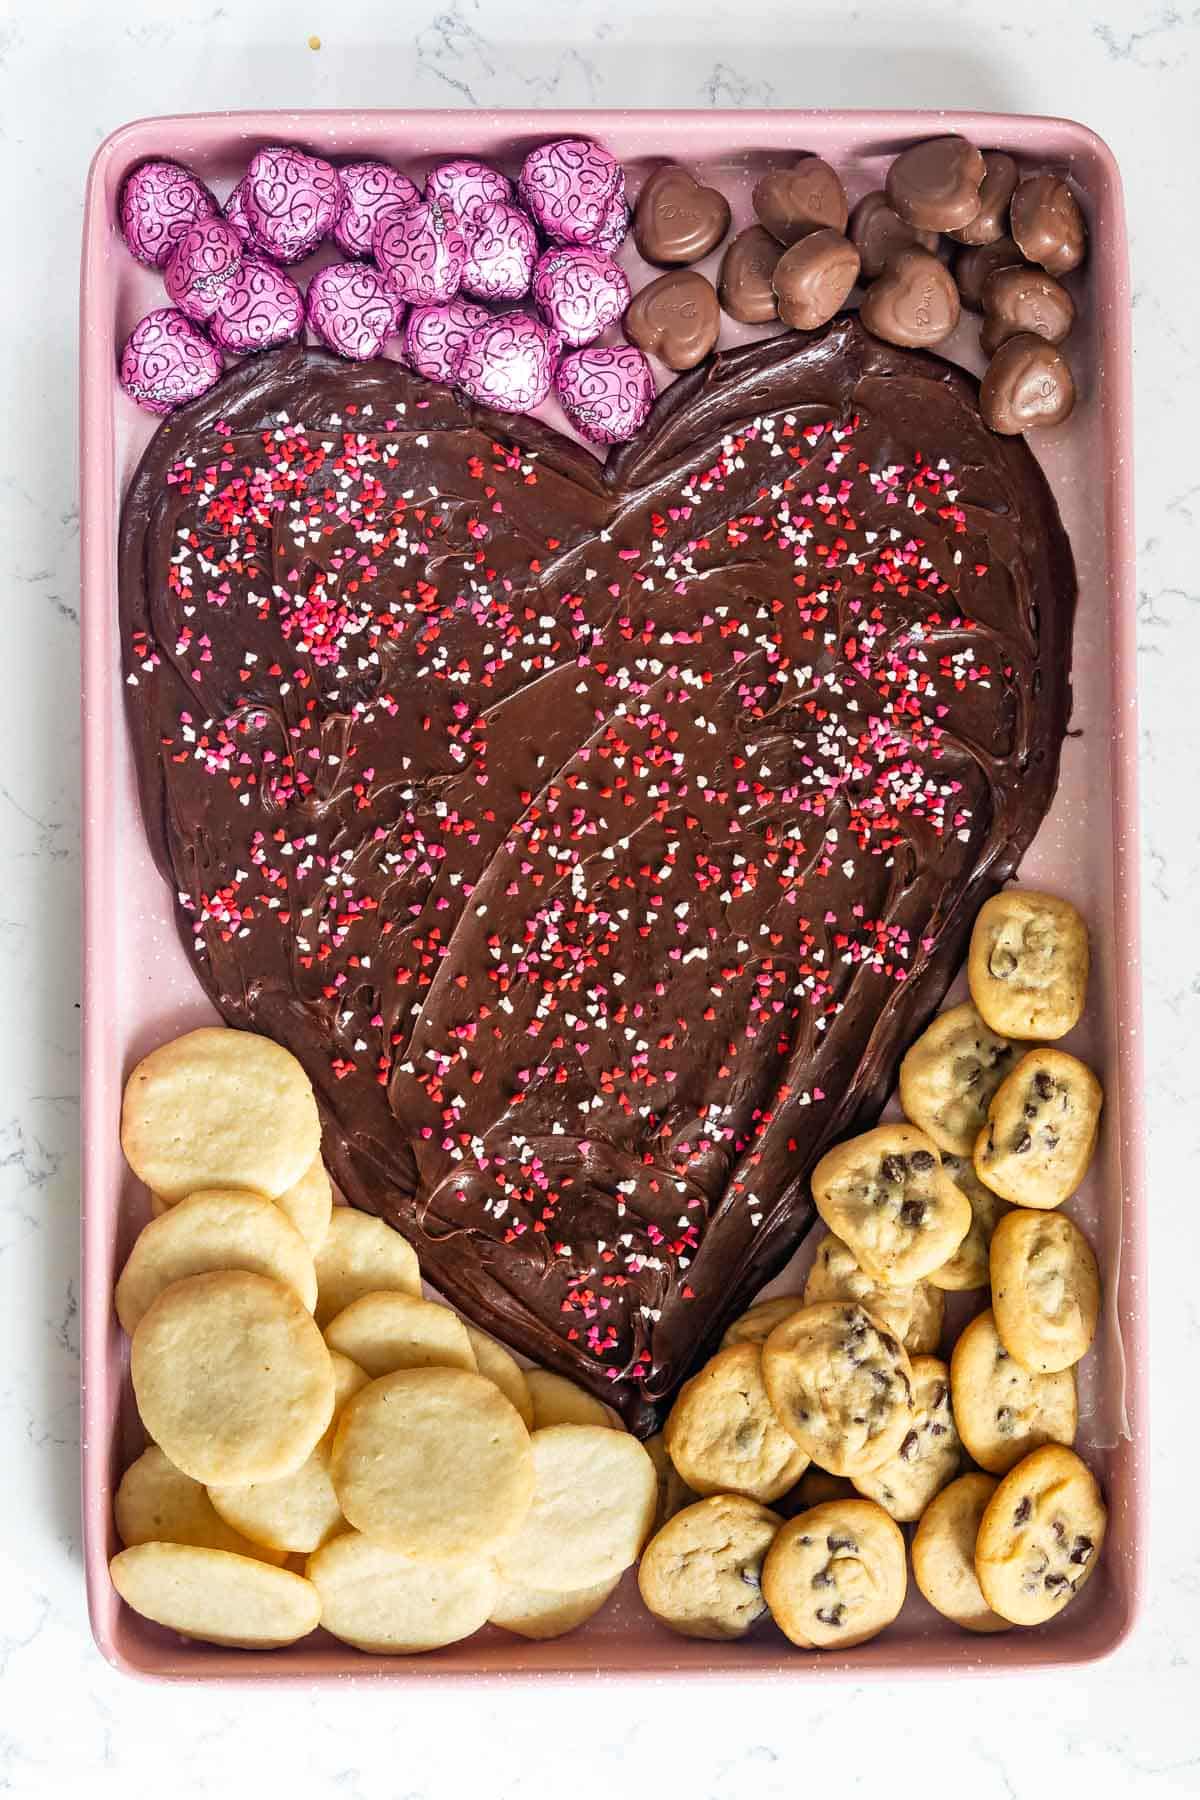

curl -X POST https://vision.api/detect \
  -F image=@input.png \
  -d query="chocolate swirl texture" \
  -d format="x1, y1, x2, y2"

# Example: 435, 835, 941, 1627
119, 321, 1075, 1432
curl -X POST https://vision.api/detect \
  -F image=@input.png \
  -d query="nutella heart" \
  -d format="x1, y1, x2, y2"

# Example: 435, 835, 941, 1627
121, 323, 1074, 1431
753, 157, 848, 246
633, 165, 731, 266
624, 269, 720, 370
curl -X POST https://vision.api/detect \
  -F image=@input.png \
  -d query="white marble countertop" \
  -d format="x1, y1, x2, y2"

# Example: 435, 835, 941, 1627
3, 0, 1198, 1792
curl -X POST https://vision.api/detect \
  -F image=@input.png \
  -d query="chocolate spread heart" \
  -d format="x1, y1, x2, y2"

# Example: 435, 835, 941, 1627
120, 321, 1075, 1432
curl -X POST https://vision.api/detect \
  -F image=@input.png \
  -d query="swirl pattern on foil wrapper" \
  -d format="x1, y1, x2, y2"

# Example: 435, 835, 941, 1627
334, 161, 422, 258
222, 177, 255, 245
243, 145, 342, 264
402, 300, 490, 385
118, 307, 223, 413
593, 181, 631, 253
163, 219, 244, 323
209, 256, 305, 354
532, 245, 631, 347
306, 262, 402, 360
455, 311, 561, 412
460, 200, 538, 301
374, 199, 468, 305
518, 138, 622, 246
555, 344, 655, 443
424, 159, 512, 226
119, 159, 219, 269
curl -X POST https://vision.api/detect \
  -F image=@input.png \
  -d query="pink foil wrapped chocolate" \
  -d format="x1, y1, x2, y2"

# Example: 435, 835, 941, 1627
243, 145, 342, 264
455, 312, 560, 413
555, 344, 655, 444
424, 159, 512, 226
461, 200, 538, 301
532, 245, 630, 346
594, 180, 631, 253
306, 261, 401, 360
163, 218, 243, 324
403, 300, 490, 385
333, 160, 421, 258
118, 308, 223, 414
119, 159, 219, 268
374, 199, 467, 305
209, 256, 305, 354
518, 139, 622, 246
223, 177, 254, 245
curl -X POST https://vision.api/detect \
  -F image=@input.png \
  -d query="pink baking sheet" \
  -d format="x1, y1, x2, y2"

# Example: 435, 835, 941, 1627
79, 109, 1144, 1681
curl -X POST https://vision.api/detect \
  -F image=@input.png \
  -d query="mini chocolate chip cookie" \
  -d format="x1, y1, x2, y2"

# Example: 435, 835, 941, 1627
899, 1002, 1017, 1156
803, 1232, 944, 1353
990, 1209, 1101, 1374
721, 1294, 805, 1349
974, 1048, 1102, 1210
762, 1301, 915, 1478
762, 1498, 907, 1649
664, 1343, 810, 1503
637, 1493, 781, 1640
974, 1444, 1107, 1625
912, 1473, 1009, 1633
968, 889, 1089, 1040
949, 1308, 1077, 1473
811, 1124, 972, 1287
851, 1355, 961, 1522
928, 1155, 1011, 1291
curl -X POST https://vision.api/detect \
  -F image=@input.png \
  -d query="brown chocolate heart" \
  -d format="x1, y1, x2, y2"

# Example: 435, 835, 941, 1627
1010, 175, 1086, 276
981, 333, 1076, 434
886, 135, 986, 232
753, 157, 848, 246
773, 229, 860, 330
718, 225, 782, 322
634, 165, 731, 266
624, 270, 720, 370
954, 236, 1025, 311
859, 247, 961, 347
980, 265, 1075, 355
947, 152, 1019, 247
849, 191, 940, 281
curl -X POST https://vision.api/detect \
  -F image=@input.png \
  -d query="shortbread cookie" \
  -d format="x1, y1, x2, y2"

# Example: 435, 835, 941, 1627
974, 1048, 1102, 1209
638, 1494, 781, 1640
721, 1294, 805, 1349
911, 1473, 1009, 1633
762, 1499, 907, 1649
968, 889, 1089, 1039
131, 1270, 335, 1485
275, 1158, 334, 1252
803, 1233, 944, 1355
526, 1368, 616, 1430
664, 1343, 811, 1503
120, 1026, 321, 1201
331, 1367, 533, 1559
110, 1543, 320, 1647
115, 1445, 286, 1563
115, 1188, 318, 1334
928, 1155, 1011, 1290
466, 1328, 534, 1428
811, 1124, 972, 1286
975, 1444, 1107, 1625
313, 1206, 421, 1327
851, 1356, 961, 1522
990, 1209, 1100, 1373
307, 1531, 500, 1653
490, 1574, 620, 1640
645, 1433, 699, 1531
949, 1308, 1077, 1474
324, 1291, 476, 1379
762, 1302, 915, 1477
899, 1002, 1017, 1155
496, 1426, 658, 1593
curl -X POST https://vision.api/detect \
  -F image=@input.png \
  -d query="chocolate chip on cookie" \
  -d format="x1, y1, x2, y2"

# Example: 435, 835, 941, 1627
974, 1445, 1106, 1626
811, 1123, 972, 1287
968, 889, 1089, 1039
900, 1000, 1017, 1157
974, 1048, 1102, 1210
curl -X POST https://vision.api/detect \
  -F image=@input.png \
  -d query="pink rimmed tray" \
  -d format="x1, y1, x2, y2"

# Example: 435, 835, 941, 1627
80, 108, 1144, 1682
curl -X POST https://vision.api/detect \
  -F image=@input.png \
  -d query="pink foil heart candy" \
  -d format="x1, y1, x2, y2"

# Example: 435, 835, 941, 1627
163, 218, 244, 323
424, 159, 513, 226
555, 344, 655, 444
306, 261, 402, 360
518, 139, 622, 246
455, 312, 561, 413
374, 199, 467, 305
334, 160, 422, 258
119, 159, 219, 268
594, 180, 631, 253
532, 245, 631, 346
403, 300, 490, 385
209, 256, 305, 354
243, 145, 342, 264
223, 177, 255, 245
118, 307, 223, 413
461, 200, 538, 301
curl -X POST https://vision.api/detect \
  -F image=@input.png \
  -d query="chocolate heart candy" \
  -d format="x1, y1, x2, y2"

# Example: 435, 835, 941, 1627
624, 269, 720, 370
848, 191, 939, 281
859, 247, 960, 348
980, 333, 1076, 434
947, 152, 1019, 247
772, 229, 860, 331
980, 265, 1075, 355
1010, 175, 1086, 276
955, 236, 1025, 311
753, 157, 848, 247
718, 226, 782, 323
634, 166, 731, 266
886, 135, 986, 232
